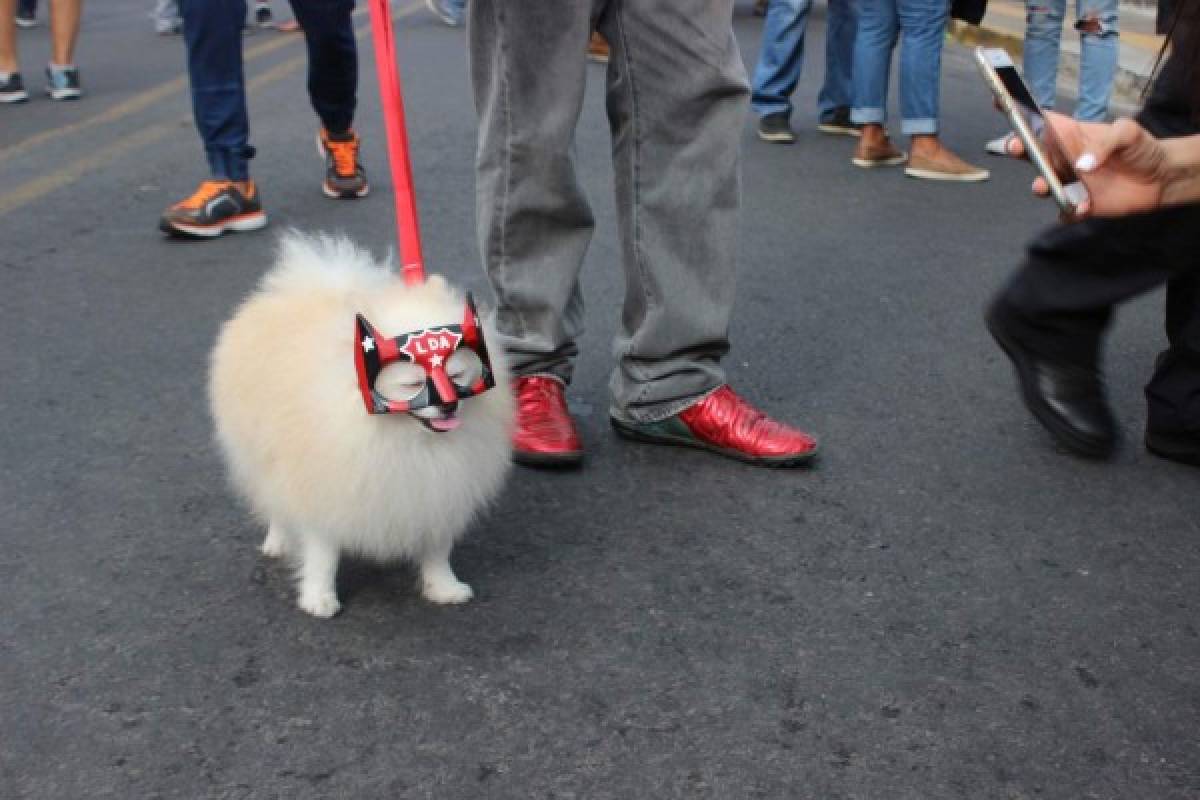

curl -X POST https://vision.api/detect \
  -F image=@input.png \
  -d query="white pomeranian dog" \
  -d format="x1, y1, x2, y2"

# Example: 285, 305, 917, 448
209, 232, 513, 618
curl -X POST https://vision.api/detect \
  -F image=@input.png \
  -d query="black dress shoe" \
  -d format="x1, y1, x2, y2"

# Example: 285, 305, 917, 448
986, 301, 1118, 458
1145, 430, 1200, 466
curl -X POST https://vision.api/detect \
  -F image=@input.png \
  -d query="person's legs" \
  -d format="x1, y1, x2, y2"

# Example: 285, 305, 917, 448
850, 0, 896, 130
850, 0, 904, 163
289, 0, 363, 198
749, 0, 813, 120
47, 0, 81, 66
1024, 0, 1066, 111
1073, 0, 1118, 121
893, 0, 987, 180
597, 0, 748, 422
989, 206, 1200, 457
596, 0, 818, 464
180, 0, 251, 180
998, 210, 1200, 368
1145, 272, 1200, 458
287, 0, 356, 134
894, 0, 945, 137
160, 0, 264, 238
469, 0, 595, 383
817, 0, 857, 122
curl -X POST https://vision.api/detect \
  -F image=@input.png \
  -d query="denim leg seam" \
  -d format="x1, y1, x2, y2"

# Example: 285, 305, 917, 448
613, 2, 653, 400
493, 1, 522, 340
622, 383, 724, 425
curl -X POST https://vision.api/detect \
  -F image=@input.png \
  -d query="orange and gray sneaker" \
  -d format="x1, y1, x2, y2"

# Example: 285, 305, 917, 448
317, 128, 369, 199
158, 179, 268, 238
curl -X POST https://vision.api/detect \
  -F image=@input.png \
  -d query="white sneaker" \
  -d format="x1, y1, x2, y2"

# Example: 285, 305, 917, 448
986, 133, 1016, 156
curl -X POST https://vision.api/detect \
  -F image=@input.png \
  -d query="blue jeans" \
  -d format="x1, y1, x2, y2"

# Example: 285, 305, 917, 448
1024, 0, 1118, 122
751, 0, 857, 121
850, 0, 948, 135
179, 0, 358, 180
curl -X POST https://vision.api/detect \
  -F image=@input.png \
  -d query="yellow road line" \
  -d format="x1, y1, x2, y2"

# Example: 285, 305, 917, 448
986, 2, 1165, 52
0, 54, 308, 217
0, 2, 422, 217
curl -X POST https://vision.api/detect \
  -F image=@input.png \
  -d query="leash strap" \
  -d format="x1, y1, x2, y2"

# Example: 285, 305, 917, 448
368, 0, 425, 285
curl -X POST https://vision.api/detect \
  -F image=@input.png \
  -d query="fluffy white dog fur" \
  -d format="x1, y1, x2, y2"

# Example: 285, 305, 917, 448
209, 232, 513, 618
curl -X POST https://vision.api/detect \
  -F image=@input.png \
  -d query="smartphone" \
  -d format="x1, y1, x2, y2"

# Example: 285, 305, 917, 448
974, 47, 1089, 214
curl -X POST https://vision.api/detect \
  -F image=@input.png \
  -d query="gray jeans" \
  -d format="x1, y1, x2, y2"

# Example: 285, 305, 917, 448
469, 0, 749, 423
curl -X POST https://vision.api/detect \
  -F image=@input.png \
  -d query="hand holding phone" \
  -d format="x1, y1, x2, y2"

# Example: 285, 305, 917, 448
974, 47, 1090, 215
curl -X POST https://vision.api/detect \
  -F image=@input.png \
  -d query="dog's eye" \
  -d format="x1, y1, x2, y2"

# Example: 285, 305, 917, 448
446, 348, 482, 387
376, 362, 426, 402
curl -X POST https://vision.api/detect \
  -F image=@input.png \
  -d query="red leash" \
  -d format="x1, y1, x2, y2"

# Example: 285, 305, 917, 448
367, 0, 425, 286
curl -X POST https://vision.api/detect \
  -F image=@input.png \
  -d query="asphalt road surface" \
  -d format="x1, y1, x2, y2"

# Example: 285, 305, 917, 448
2, 3, 1197, 799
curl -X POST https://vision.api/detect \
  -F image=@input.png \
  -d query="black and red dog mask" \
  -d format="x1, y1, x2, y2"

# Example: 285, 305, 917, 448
354, 293, 496, 415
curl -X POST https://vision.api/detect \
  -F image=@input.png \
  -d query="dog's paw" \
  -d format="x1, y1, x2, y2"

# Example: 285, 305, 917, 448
298, 591, 342, 618
421, 578, 474, 605
260, 539, 286, 558
260, 524, 287, 558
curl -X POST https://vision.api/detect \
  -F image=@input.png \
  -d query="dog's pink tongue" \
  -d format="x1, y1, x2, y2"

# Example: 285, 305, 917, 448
430, 416, 461, 432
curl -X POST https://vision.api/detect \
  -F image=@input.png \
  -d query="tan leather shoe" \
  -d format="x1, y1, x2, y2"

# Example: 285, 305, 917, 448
905, 148, 990, 182
852, 138, 907, 168
587, 32, 610, 64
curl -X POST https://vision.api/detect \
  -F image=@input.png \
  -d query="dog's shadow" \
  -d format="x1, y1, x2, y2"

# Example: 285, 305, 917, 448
334, 558, 421, 607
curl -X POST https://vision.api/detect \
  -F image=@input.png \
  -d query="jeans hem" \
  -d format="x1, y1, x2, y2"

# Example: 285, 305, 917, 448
206, 146, 254, 182
900, 118, 938, 136
610, 383, 724, 425
851, 107, 885, 125
751, 101, 792, 119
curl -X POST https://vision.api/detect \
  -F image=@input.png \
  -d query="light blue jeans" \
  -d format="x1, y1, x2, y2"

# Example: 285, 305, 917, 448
751, 0, 858, 122
1024, 0, 1118, 121
850, 0, 948, 135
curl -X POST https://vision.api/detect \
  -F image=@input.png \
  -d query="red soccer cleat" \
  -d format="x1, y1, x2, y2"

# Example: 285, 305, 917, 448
611, 385, 819, 467
512, 376, 583, 467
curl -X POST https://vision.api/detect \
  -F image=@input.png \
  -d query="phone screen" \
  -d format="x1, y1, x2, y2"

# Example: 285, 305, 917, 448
995, 65, 1041, 121
994, 61, 1075, 180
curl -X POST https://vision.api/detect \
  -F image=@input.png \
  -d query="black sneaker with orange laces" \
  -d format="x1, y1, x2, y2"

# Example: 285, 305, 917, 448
317, 128, 369, 199
159, 179, 268, 238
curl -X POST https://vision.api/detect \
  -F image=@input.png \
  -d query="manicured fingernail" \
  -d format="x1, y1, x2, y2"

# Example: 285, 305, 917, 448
1075, 153, 1097, 172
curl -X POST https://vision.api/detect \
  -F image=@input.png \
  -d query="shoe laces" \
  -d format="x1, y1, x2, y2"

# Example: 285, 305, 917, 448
176, 180, 235, 210
323, 132, 359, 178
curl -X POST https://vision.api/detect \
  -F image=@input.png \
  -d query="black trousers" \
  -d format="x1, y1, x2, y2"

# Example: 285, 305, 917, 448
995, 57, 1200, 441
996, 203, 1200, 439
